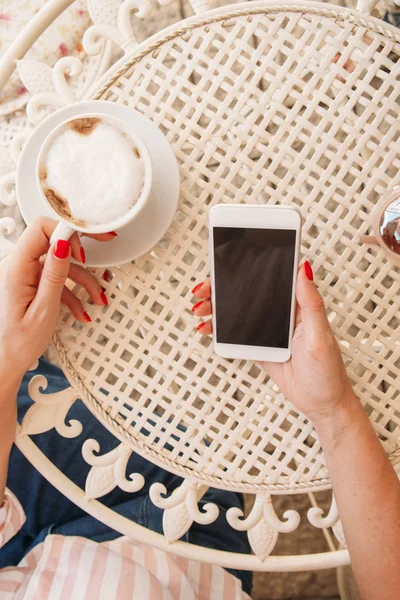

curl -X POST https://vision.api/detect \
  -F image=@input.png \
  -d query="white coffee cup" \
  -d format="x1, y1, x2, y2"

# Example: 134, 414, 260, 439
36, 113, 153, 245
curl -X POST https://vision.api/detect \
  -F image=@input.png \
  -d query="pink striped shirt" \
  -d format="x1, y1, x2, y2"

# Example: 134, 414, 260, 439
0, 489, 251, 599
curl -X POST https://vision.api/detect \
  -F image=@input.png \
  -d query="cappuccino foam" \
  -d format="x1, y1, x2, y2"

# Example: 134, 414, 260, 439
41, 118, 145, 226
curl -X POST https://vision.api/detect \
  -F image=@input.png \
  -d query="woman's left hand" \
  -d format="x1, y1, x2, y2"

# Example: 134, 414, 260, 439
0, 217, 113, 386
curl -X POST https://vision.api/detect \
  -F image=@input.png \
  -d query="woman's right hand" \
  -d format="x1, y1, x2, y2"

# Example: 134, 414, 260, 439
191, 261, 359, 427
0, 217, 113, 385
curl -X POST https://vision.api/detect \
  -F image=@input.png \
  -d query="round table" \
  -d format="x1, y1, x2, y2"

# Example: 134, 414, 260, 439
0, 0, 399, 580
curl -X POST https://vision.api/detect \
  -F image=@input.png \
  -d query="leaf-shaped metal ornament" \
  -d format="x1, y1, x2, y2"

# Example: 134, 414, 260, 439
85, 463, 118, 500
83, 0, 157, 54
248, 518, 279, 561
227, 492, 301, 561
20, 404, 60, 436
150, 479, 215, 540
163, 501, 192, 542
20, 375, 81, 438
86, 0, 120, 27
82, 440, 144, 499
17, 60, 54, 95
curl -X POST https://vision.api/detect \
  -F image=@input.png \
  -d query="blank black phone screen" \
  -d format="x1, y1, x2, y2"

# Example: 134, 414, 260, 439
213, 227, 296, 348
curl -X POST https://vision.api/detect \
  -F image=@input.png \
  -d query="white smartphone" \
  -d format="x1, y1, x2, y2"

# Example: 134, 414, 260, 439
209, 204, 301, 362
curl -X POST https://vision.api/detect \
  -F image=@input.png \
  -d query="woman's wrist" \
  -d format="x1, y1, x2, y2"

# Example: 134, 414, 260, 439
0, 365, 23, 408
0, 372, 19, 462
312, 392, 367, 450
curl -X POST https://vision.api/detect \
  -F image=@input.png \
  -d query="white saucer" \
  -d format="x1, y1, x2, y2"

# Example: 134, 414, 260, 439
16, 101, 180, 267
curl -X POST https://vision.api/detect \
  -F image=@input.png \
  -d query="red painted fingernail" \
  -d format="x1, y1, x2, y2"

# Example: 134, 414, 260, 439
80, 247, 86, 264
83, 312, 91, 322
107, 231, 118, 237
102, 270, 111, 282
304, 260, 314, 281
54, 240, 70, 259
196, 322, 207, 331
101, 286, 106, 293
192, 282, 203, 294
192, 300, 203, 312
101, 291, 108, 306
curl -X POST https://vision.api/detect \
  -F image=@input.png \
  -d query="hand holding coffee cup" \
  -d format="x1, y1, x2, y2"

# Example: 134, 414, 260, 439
36, 114, 153, 246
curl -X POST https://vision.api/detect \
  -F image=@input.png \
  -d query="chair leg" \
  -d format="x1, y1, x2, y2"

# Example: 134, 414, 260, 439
337, 565, 361, 600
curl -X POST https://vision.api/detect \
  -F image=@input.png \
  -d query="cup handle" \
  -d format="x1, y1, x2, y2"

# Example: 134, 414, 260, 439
50, 222, 76, 246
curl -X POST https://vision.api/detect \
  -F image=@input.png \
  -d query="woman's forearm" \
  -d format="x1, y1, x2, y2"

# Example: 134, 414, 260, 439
315, 394, 400, 600
0, 373, 19, 506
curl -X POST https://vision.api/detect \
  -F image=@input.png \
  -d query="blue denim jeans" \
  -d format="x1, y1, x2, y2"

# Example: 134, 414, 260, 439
384, 9, 400, 28
0, 359, 252, 595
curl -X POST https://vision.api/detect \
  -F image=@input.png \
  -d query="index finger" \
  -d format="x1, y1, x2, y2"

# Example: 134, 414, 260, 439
84, 232, 118, 242
12, 216, 58, 266
192, 279, 211, 299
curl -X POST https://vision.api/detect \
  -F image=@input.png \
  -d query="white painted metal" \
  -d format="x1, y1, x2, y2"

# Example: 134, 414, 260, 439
0, 0, 398, 572
0, 0, 75, 94
15, 423, 351, 571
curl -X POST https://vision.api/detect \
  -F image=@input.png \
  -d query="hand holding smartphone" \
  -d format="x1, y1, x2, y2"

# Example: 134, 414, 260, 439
209, 204, 301, 362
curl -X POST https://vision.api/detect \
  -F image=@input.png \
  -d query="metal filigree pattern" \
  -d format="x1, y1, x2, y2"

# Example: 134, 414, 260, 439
82, 440, 145, 499
227, 493, 301, 560
20, 375, 81, 438
83, 0, 177, 55
17, 57, 84, 125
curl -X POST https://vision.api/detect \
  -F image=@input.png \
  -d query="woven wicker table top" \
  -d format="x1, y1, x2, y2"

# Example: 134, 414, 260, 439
54, 1, 400, 494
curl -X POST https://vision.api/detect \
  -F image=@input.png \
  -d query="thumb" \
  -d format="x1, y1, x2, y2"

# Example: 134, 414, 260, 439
296, 261, 330, 341
35, 239, 71, 309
